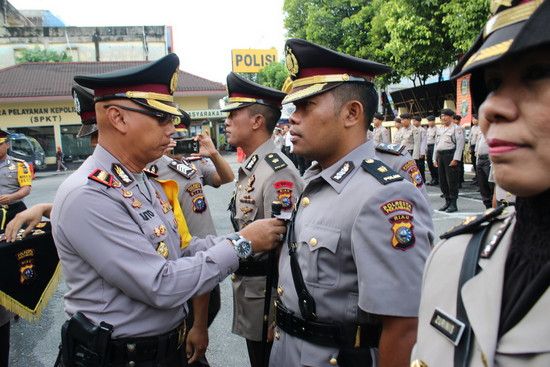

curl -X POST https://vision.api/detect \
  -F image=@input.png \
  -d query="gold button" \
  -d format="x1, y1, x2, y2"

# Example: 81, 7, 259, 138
277, 286, 284, 296
309, 238, 318, 246
301, 197, 310, 206
410, 360, 428, 367
329, 356, 338, 365
231, 274, 236, 281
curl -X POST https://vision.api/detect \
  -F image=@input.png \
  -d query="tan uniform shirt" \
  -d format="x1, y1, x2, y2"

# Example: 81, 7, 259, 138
232, 139, 304, 341
412, 208, 550, 366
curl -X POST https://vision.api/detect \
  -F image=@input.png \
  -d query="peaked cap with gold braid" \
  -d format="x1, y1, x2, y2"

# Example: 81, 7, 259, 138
72, 85, 98, 139
282, 38, 391, 104
0, 129, 9, 144
74, 53, 182, 117
452, 0, 549, 108
220, 72, 286, 112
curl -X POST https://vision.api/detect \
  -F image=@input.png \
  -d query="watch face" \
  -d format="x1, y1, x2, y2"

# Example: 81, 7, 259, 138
235, 239, 252, 258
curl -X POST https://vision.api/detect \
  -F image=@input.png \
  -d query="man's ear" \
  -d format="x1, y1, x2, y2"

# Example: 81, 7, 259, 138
251, 113, 265, 131
105, 106, 128, 134
341, 100, 364, 128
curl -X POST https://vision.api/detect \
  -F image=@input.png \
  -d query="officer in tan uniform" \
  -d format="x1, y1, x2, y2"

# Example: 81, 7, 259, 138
372, 112, 390, 145
412, 1, 550, 366
51, 54, 286, 366
270, 38, 434, 367
434, 108, 464, 212
222, 71, 304, 367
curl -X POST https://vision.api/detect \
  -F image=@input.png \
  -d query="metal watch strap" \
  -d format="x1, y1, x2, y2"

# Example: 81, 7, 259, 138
287, 193, 317, 320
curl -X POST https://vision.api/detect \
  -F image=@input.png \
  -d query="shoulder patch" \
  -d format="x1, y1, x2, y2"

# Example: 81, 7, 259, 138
168, 160, 196, 179
88, 169, 113, 188
361, 159, 403, 185
440, 205, 508, 239
376, 143, 406, 156
245, 154, 259, 171
265, 153, 288, 171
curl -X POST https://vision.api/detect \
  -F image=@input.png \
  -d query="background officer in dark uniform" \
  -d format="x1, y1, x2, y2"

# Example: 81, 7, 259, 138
270, 38, 433, 367
222, 71, 304, 367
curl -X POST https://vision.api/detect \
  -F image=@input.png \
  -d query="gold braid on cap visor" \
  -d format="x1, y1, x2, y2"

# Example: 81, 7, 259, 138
291, 74, 373, 88
483, 0, 543, 39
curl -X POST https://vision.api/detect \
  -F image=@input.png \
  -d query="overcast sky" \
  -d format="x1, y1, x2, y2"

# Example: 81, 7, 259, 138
10, 0, 287, 83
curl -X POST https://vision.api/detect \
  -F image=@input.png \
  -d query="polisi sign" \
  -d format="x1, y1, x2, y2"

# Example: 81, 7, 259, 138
231, 48, 278, 73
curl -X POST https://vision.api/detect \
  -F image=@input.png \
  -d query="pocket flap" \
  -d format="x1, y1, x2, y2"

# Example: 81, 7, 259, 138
299, 224, 340, 253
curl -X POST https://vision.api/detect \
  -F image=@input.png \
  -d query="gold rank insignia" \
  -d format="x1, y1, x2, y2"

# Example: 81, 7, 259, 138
154, 225, 167, 237
285, 46, 299, 78
170, 71, 179, 94
246, 174, 256, 193
121, 189, 133, 198
112, 180, 121, 188
112, 163, 133, 186
240, 207, 253, 215
156, 241, 169, 258
131, 198, 142, 208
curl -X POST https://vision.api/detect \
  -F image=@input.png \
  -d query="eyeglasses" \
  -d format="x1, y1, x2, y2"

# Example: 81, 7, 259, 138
104, 104, 177, 125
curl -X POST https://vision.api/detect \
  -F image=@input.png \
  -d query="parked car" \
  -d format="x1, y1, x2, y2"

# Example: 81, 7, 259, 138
8, 133, 47, 171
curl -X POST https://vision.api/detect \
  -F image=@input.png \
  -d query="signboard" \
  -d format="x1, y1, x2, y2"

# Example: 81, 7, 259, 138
456, 74, 472, 125
231, 48, 278, 73
188, 109, 227, 120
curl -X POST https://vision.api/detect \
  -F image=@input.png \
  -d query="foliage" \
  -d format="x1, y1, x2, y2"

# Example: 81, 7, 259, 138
283, 0, 491, 87
256, 61, 289, 90
16, 47, 73, 63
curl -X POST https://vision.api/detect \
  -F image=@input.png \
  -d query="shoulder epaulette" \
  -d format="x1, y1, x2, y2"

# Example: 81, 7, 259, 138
265, 152, 288, 171
440, 205, 509, 239
361, 159, 403, 185
185, 156, 202, 162
375, 143, 406, 156
88, 169, 113, 188
143, 167, 158, 178
168, 160, 196, 179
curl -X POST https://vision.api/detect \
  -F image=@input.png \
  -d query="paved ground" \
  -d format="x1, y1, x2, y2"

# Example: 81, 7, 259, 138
9, 153, 485, 366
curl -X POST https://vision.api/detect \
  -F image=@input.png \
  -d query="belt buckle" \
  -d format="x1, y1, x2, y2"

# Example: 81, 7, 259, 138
177, 322, 187, 347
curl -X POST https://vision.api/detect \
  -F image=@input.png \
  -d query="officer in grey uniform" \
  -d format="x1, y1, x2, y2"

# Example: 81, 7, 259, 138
412, 1, 550, 366
222, 71, 304, 367
270, 38, 434, 367
425, 115, 439, 185
412, 115, 427, 184
148, 115, 234, 366
400, 113, 416, 154
51, 54, 285, 367
469, 114, 481, 184
475, 133, 494, 209
453, 114, 466, 186
372, 112, 390, 145
392, 117, 403, 144
434, 108, 464, 213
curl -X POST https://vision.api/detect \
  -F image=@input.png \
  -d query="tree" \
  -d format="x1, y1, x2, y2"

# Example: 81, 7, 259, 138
256, 61, 289, 90
16, 47, 72, 63
442, 0, 490, 54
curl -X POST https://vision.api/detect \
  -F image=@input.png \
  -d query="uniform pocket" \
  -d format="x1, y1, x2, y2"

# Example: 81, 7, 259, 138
243, 276, 266, 299
299, 224, 341, 287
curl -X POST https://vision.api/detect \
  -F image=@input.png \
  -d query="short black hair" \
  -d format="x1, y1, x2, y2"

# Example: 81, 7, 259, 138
453, 114, 462, 120
330, 82, 378, 128
246, 103, 282, 133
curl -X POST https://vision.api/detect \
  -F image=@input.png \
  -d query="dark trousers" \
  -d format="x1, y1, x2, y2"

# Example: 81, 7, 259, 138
0, 321, 9, 367
458, 159, 465, 184
437, 151, 460, 200
415, 159, 426, 183
246, 339, 272, 367
476, 156, 495, 208
426, 144, 438, 183
470, 146, 477, 178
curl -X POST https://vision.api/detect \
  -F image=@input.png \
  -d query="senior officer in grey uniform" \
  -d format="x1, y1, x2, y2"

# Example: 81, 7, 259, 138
434, 108, 464, 213
51, 54, 286, 367
270, 38, 434, 367
223, 71, 304, 367
148, 115, 234, 366
372, 112, 390, 145
412, 1, 550, 366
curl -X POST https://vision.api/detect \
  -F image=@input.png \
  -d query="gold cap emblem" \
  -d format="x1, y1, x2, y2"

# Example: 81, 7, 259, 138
285, 46, 299, 78
170, 71, 179, 94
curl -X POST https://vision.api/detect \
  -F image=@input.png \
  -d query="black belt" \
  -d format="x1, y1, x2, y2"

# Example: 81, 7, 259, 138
275, 301, 380, 349
109, 322, 186, 364
437, 149, 456, 155
478, 154, 489, 159
235, 257, 269, 277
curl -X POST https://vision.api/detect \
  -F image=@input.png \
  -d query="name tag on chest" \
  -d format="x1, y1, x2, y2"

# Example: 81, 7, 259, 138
430, 308, 466, 346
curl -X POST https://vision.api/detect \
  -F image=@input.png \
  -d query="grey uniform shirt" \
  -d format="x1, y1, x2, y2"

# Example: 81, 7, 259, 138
51, 145, 239, 338
412, 208, 549, 366
401, 126, 415, 151
392, 127, 404, 144
0, 155, 31, 201
426, 126, 438, 145
150, 155, 216, 238
470, 125, 481, 147
270, 141, 434, 367
412, 127, 426, 159
434, 124, 465, 162
373, 126, 390, 145
476, 134, 490, 157
232, 139, 304, 341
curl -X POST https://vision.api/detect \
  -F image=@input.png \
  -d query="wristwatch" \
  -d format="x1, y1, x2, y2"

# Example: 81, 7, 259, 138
227, 233, 253, 259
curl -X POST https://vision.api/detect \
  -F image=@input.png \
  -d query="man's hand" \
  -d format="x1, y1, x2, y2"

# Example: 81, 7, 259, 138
240, 218, 287, 253
193, 131, 218, 158
186, 324, 208, 364
0, 194, 11, 205
449, 159, 459, 167
5, 203, 53, 242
